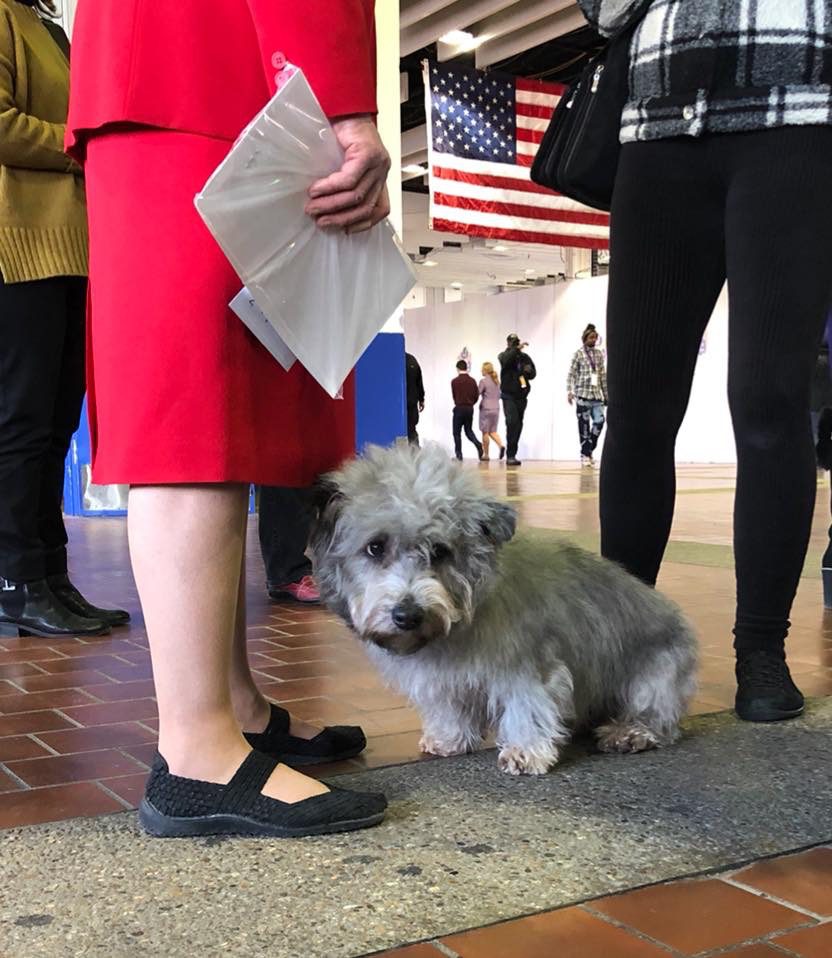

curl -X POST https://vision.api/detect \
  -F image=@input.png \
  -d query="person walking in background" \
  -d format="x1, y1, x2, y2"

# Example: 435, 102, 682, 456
810, 340, 832, 446
67, 0, 389, 839
258, 486, 319, 605
579, 0, 832, 723
567, 324, 608, 467
478, 362, 505, 460
499, 333, 536, 467
405, 351, 425, 446
0, 0, 128, 638
451, 360, 484, 461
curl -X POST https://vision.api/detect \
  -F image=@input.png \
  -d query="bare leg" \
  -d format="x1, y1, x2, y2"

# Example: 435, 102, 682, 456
128, 484, 327, 801
481, 433, 490, 459
490, 432, 505, 452
229, 525, 321, 740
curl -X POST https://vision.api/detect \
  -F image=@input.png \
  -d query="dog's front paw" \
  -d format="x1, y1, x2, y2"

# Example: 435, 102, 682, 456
419, 734, 467, 757
497, 744, 557, 776
595, 721, 661, 754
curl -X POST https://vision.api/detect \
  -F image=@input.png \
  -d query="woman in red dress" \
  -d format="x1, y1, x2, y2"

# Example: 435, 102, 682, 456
67, 0, 391, 838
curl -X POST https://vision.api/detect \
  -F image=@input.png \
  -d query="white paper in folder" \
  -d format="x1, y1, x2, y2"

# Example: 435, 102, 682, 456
195, 65, 416, 398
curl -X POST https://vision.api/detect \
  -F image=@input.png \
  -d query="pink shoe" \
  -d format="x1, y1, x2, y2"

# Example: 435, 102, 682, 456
268, 575, 321, 604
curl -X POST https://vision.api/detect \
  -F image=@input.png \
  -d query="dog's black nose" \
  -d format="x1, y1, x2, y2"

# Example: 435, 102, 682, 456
391, 602, 424, 632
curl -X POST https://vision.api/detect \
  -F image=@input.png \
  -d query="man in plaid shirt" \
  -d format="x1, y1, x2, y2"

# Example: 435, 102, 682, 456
574, 0, 832, 723
566, 325, 608, 467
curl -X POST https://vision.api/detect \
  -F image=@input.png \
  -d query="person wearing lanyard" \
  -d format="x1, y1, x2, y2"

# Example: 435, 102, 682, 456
567, 324, 608, 467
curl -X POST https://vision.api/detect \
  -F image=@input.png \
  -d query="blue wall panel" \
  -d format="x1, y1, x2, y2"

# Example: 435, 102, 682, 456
354, 332, 407, 452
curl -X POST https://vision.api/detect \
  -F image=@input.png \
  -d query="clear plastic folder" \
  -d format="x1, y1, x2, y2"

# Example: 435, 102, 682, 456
195, 65, 416, 398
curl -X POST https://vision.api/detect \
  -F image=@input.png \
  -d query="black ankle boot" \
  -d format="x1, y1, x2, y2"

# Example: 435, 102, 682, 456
735, 650, 804, 722
0, 578, 110, 638
47, 573, 130, 627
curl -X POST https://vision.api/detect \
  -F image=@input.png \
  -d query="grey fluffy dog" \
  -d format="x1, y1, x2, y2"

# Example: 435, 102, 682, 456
310, 443, 698, 775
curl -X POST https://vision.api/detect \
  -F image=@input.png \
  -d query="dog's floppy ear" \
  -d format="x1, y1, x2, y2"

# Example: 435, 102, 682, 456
310, 475, 343, 518
308, 475, 346, 556
479, 499, 517, 546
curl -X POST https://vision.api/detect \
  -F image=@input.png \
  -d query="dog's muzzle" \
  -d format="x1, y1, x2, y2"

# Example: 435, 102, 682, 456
391, 600, 424, 632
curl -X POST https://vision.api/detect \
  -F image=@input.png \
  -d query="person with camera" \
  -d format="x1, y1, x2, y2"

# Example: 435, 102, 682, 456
498, 333, 536, 467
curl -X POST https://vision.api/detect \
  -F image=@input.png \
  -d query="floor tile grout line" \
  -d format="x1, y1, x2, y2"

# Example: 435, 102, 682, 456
0, 762, 30, 790
51, 709, 86, 729
694, 936, 803, 957
27, 734, 61, 757
94, 780, 134, 811
429, 941, 460, 957
720, 876, 830, 922
579, 904, 684, 955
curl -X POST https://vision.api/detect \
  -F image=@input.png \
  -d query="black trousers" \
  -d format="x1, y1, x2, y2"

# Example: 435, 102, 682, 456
452, 406, 482, 459
407, 403, 420, 445
600, 127, 832, 655
502, 395, 527, 459
258, 485, 313, 587
0, 275, 86, 583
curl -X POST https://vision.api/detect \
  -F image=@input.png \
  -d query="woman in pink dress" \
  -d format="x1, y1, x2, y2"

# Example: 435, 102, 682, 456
479, 362, 506, 460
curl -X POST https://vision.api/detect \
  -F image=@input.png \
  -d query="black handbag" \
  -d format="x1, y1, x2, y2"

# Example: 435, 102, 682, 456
530, 11, 647, 211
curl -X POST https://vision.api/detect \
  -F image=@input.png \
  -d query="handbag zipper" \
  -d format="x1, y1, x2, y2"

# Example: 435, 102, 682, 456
561, 62, 604, 177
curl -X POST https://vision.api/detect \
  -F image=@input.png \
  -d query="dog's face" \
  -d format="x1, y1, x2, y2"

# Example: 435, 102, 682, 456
309, 443, 517, 655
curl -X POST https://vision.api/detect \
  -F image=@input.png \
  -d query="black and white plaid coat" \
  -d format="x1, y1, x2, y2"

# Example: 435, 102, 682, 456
578, 1, 832, 142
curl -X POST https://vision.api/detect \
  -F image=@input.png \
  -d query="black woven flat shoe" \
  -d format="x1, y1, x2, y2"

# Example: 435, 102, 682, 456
138, 751, 386, 838
244, 704, 367, 766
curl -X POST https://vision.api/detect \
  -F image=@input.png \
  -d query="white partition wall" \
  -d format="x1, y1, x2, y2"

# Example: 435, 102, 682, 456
403, 279, 735, 464
59, 0, 77, 34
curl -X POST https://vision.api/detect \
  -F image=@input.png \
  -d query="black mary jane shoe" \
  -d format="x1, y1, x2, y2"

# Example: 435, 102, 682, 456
139, 751, 386, 838
243, 704, 367, 766
48, 573, 131, 627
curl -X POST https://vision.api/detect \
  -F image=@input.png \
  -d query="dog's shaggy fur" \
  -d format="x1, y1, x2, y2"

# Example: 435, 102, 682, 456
310, 443, 698, 775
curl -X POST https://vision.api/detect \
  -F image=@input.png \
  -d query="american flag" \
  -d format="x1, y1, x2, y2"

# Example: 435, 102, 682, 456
423, 60, 610, 250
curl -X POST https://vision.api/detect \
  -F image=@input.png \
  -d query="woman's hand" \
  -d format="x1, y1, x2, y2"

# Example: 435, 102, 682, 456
306, 116, 391, 234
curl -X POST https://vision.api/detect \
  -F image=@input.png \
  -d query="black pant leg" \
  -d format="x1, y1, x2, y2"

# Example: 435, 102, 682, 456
0, 277, 69, 582
462, 408, 482, 457
452, 407, 465, 458
724, 127, 832, 653
599, 139, 726, 585
407, 404, 420, 445
38, 278, 87, 577
503, 397, 520, 458
258, 485, 314, 587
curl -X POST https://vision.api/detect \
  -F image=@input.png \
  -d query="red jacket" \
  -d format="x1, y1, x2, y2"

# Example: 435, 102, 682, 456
66, 0, 377, 159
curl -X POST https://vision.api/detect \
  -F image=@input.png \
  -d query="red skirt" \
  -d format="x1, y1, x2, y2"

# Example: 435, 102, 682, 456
84, 129, 355, 486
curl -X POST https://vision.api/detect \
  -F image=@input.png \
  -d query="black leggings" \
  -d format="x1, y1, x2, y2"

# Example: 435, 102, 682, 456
600, 126, 832, 654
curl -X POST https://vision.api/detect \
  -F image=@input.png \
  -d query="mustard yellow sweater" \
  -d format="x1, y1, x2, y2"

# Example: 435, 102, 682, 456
0, 0, 87, 283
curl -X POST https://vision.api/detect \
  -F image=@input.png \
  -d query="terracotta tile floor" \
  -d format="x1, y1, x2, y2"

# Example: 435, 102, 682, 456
2, 463, 832, 955
375, 845, 832, 958
1, 463, 831, 830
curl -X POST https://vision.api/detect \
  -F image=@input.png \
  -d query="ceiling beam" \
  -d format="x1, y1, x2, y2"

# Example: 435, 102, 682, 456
402, 124, 428, 159
475, 6, 587, 67
472, 0, 577, 44
400, 0, 456, 30
400, 0, 519, 57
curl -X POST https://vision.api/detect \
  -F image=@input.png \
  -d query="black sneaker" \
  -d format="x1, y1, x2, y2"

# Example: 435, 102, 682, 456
506, 458, 522, 467
735, 650, 804, 722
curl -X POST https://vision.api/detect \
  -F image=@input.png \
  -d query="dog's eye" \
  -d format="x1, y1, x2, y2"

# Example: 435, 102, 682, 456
430, 543, 451, 563
366, 540, 386, 560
